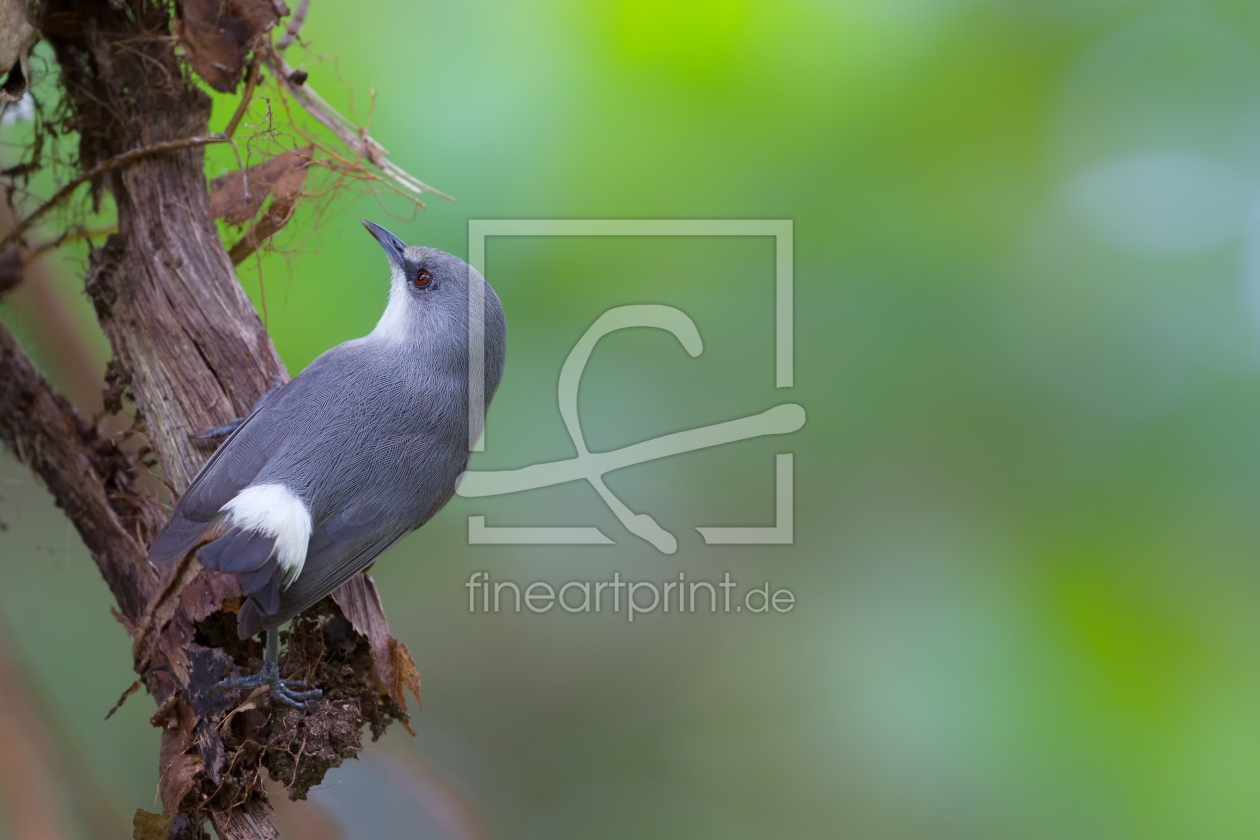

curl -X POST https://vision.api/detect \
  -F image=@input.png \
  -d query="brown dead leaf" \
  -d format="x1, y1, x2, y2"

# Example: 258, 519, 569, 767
155, 719, 204, 824
331, 574, 421, 715
133, 808, 175, 840
227, 191, 301, 264
157, 698, 202, 816
161, 752, 204, 816
211, 147, 314, 264
177, 0, 280, 92
390, 637, 423, 712
331, 574, 390, 644
157, 698, 196, 766
180, 568, 244, 624
332, 573, 392, 681
209, 146, 313, 226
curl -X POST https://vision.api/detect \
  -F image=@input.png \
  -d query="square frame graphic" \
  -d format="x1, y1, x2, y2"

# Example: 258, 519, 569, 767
464, 219, 795, 548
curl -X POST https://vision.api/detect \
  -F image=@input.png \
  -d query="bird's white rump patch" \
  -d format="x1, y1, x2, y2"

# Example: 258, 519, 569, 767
219, 483, 312, 587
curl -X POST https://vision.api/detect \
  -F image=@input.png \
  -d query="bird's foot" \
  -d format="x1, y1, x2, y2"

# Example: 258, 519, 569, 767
212, 662, 322, 709
188, 377, 283, 441
189, 417, 246, 441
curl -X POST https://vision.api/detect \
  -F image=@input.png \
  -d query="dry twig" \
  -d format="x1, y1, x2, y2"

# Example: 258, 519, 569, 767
261, 44, 454, 204
276, 0, 311, 52
1, 56, 265, 253
0, 134, 228, 251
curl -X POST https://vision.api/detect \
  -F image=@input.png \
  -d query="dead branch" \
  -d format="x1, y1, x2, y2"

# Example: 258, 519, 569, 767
261, 44, 454, 203
275, 0, 311, 52
0, 134, 230, 251
0, 319, 158, 621
22, 225, 118, 266
2, 53, 260, 256
210, 146, 312, 226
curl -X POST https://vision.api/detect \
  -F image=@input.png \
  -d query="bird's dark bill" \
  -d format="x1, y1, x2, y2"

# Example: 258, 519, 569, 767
362, 220, 407, 269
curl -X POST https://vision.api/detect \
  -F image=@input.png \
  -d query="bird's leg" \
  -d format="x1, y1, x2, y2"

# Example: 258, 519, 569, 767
212, 626, 322, 708
188, 418, 247, 441
189, 377, 283, 440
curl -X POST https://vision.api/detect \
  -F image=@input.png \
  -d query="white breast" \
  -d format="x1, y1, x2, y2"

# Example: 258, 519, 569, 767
219, 483, 312, 586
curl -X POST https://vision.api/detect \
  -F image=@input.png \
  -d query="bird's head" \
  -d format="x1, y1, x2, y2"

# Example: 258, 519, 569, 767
361, 220, 496, 347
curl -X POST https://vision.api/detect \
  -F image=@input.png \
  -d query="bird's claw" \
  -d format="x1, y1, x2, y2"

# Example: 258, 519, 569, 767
212, 668, 322, 709
188, 377, 283, 441
189, 417, 246, 441
269, 680, 322, 708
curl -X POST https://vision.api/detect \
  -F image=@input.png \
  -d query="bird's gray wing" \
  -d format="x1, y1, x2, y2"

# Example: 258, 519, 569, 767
146, 383, 295, 564
235, 499, 408, 638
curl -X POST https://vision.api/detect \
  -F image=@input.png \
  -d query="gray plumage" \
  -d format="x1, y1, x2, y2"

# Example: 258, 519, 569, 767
148, 224, 506, 639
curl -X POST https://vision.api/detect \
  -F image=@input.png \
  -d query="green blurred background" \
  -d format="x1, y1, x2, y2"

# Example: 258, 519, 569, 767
4, 0, 1260, 838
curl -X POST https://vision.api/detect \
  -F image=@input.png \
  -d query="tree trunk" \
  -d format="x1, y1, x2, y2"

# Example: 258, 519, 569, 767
0, 3, 424, 836
46, 0, 287, 493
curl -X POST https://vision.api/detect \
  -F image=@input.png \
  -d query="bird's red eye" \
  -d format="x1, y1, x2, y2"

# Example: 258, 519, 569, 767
415, 269, 431, 287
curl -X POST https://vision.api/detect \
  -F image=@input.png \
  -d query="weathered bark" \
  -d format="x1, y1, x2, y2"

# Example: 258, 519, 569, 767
43, 1, 288, 492
36, 8, 296, 830
0, 3, 423, 837
210, 798, 282, 840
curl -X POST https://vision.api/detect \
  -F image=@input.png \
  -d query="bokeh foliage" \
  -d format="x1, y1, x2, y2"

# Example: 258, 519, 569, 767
3, 1, 1260, 838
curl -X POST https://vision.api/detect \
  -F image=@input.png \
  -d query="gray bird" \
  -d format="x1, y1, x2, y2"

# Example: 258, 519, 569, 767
146, 222, 507, 706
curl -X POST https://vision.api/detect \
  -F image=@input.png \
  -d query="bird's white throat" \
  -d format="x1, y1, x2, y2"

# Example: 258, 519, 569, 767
369, 265, 413, 344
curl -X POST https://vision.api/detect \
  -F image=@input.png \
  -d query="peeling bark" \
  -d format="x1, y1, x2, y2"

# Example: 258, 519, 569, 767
0, 3, 425, 836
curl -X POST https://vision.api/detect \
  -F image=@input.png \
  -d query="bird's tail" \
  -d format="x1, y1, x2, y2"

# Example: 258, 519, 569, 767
146, 512, 213, 564
194, 527, 282, 621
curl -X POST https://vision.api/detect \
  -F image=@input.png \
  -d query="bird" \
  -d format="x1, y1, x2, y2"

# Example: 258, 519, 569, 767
145, 221, 507, 706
